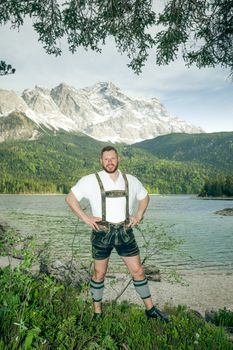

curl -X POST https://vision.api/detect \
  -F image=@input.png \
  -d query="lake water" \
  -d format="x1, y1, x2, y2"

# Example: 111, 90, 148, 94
0, 194, 232, 271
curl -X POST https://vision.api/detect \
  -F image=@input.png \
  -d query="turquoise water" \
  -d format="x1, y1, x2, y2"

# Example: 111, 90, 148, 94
0, 194, 232, 270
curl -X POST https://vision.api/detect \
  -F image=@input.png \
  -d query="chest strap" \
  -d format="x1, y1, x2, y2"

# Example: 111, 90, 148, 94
95, 172, 129, 222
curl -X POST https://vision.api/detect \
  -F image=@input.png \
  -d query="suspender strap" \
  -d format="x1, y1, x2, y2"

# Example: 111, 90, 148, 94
95, 172, 107, 221
95, 172, 130, 222
122, 173, 129, 221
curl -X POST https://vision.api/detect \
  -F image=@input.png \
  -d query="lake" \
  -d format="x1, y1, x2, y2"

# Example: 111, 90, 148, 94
0, 194, 232, 271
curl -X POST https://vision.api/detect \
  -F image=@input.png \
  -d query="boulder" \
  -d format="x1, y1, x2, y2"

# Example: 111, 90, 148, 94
144, 265, 161, 282
40, 258, 90, 288
215, 208, 233, 216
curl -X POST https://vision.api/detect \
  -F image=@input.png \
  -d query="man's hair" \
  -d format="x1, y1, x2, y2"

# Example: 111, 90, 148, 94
100, 145, 118, 157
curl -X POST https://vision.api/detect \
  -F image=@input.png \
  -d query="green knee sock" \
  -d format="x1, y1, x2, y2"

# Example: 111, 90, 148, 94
90, 279, 105, 302
133, 278, 151, 299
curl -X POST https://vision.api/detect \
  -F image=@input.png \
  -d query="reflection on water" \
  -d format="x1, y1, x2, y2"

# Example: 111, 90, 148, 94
0, 194, 232, 271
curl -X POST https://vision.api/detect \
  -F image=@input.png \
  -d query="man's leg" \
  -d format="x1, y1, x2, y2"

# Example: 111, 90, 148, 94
121, 255, 153, 310
91, 257, 109, 314
121, 255, 169, 322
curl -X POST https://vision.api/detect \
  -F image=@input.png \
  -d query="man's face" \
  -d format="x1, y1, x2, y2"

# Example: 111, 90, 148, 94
100, 150, 119, 173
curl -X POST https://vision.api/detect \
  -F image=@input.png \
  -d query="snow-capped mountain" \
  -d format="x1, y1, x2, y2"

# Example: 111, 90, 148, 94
0, 82, 204, 144
0, 89, 28, 115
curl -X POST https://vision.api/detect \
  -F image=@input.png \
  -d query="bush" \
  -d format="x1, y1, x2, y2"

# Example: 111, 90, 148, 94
0, 268, 233, 350
206, 308, 233, 327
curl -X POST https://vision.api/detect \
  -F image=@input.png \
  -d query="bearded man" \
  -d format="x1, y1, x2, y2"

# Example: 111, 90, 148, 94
66, 145, 168, 322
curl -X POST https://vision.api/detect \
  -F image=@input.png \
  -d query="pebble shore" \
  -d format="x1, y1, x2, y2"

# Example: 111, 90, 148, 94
104, 269, 233, 316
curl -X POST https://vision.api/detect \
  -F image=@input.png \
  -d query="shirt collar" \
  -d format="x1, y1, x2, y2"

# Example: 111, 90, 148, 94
100, 169, 122, 183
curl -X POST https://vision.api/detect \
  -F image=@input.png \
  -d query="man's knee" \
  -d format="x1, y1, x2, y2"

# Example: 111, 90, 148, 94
132, 266, 145, 280
92, 267, 106, 282
93, 272, 105, 282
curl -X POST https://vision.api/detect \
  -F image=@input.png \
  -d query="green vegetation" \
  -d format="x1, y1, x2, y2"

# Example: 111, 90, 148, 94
0, 112, 36, 134
0, 130, 227, 195
133, 132, 233, 175
1, 1, 232, 75
0, 60, 15, 76
0, 130, 104, 194
1, 222, 233, 349
0, 223, 22, 256
199, 176, 233, 197
206, 308, 233, 328
1, 267, 233, 350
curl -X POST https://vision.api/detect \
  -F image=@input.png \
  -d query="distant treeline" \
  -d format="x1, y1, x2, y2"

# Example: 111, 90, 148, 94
199, 176, 233, 197
0, 131, 232, 195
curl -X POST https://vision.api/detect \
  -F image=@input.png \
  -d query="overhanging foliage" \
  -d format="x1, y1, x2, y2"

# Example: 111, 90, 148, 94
0, 60, 15, 76
0, 0, 232, 74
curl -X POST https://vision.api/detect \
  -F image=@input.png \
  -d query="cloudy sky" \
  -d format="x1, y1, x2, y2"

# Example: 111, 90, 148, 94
0, 17, 232, 133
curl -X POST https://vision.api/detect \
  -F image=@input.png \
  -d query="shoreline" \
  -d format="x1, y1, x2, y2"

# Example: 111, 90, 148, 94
1, 192, 233, 200
104, 268, 233, 316
1, 221, 233, 316
0, 193, 65, 196
1, 254, 233, 316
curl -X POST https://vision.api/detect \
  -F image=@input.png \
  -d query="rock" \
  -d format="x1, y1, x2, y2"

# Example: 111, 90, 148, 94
39, 258, 90, 288
144, 265, 161, 282
215, 208, 233, 216
188, 308, 204, 319
10, 242, 25, 259
0, 255, 22, 269
0, 223, 8, 236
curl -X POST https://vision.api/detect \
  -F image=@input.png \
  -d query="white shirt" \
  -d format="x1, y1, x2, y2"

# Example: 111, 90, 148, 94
71, 170, 148, 223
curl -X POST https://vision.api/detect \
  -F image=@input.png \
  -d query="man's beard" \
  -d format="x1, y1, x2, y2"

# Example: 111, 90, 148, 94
102, 163, 118, 174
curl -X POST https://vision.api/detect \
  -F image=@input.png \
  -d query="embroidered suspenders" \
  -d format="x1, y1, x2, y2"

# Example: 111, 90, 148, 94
95, 172, 129, 222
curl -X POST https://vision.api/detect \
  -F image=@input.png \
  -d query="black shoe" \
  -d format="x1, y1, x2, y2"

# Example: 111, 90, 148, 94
145, 306, 170, 323
92, 312, 103, 321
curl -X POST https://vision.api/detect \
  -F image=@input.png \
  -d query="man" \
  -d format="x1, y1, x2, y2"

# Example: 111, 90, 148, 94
66, 145, 168, 322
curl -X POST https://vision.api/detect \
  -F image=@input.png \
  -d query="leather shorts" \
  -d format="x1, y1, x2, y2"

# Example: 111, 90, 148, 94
91, 221, 139, 260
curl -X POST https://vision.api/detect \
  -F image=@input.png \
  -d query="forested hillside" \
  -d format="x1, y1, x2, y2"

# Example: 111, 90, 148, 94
133, 132, 233, 174
0, 131, 215, 194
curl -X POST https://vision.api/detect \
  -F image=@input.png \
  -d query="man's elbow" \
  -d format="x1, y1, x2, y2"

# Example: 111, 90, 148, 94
66, 192, 73, 205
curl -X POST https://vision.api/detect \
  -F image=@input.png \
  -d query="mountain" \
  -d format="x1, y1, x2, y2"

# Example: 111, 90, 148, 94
1, 129, 232, 194
0, 82, 203, 144
0, 130, 210, 194
0, 89, 28, 115
0, 112, 40, 143
132, 132, 233, 174
22, 86, 77, 131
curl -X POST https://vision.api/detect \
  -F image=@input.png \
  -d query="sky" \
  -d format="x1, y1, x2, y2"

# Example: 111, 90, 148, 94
0, 17, 232, 133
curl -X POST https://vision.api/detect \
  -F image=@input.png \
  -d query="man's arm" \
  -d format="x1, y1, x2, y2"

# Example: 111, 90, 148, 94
129, 194, 150, 227
66, 192, 101, 230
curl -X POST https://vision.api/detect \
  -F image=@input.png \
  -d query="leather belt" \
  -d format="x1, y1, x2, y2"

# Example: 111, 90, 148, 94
96, 220, 130, 231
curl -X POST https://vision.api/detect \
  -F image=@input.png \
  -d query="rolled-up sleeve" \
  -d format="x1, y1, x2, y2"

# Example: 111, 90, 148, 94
128, 175, 148, 200
71, 176, 91, 201
136, 179, 148, 200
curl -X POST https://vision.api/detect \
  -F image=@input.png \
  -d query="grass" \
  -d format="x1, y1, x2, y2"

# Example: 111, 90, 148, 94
0, 267, 233, 350
0, 222, 233, 349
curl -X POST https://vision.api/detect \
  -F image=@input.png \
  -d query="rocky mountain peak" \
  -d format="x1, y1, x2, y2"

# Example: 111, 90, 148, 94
0, 89, 28, 116
91, 81, 120, 94
51, 82, 77, 96
0, 82, 204, 144
22, 86, 52, 109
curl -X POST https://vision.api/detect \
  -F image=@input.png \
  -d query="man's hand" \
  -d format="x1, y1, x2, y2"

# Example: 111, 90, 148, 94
128, 214, 142, 228
128, 195, 150, 228
83, 215, 102, 231
66, 192, 101, 230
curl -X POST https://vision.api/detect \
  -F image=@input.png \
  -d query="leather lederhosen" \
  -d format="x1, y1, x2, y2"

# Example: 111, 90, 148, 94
91, 173, 140, 258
